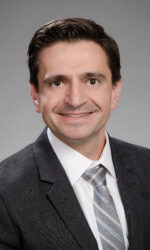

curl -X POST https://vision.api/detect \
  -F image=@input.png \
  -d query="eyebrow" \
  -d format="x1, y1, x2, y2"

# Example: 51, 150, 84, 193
43, 74, 69, 84
43, 72, 106, 84
80, 72, 106, 80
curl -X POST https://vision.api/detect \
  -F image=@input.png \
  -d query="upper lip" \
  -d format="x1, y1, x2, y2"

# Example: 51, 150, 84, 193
58, 112, 96, 119
59, 112, 94, 115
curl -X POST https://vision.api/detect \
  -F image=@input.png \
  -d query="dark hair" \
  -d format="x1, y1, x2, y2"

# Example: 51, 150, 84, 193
28, 18, 121, 90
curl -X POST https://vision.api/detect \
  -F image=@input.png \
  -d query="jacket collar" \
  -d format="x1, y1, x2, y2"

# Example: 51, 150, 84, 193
33, 128, 98, 250
109, 136, 143, 250
33, 129, 143, 250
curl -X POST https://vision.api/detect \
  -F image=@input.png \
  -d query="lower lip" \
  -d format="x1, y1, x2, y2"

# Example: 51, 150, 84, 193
59, 112, 95, 121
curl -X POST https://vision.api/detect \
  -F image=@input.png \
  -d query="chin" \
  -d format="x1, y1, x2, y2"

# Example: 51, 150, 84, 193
57, 131, 95, 144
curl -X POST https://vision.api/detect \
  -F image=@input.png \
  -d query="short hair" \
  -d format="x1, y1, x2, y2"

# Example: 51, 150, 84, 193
27, 18, 121, 90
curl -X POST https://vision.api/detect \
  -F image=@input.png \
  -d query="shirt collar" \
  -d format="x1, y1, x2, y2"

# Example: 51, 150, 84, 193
47, 128, 116, 186
92, 133, 116, 179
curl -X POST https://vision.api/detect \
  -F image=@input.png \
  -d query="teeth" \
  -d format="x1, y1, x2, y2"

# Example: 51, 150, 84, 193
64, 113, 89, 118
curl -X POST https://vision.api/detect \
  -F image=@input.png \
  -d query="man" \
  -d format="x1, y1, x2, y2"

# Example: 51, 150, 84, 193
0, 18, 149, 250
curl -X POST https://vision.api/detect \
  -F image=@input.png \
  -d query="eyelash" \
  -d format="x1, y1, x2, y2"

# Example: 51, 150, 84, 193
49, 80, 62, 87
48, 78, 100, 87
88, 79, 99, 85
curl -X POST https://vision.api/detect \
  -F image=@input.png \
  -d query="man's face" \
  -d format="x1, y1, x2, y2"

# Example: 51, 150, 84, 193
31, 40, 121, 146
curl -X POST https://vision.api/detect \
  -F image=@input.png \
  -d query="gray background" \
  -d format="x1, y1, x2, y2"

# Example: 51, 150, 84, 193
0, 0, 150, 161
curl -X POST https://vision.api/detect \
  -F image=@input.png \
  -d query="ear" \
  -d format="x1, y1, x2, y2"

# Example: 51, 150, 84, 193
111, 79, 122, 110
30, 84, 41, 113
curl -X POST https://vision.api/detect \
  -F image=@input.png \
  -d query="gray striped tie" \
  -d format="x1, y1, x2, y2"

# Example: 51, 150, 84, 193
83, 165, 126, 250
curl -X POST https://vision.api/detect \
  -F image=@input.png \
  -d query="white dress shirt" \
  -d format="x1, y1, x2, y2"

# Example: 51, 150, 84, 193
47, 128, 129, 249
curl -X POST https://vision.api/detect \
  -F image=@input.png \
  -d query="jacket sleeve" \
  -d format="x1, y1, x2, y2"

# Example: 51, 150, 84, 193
0, 194, 20, 249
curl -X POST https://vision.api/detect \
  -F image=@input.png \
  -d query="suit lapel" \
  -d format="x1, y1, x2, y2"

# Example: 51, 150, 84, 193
47, 167, 98, 249
33, 128, 98, 250
110, 137, 144, 250
34, 129, 144, 249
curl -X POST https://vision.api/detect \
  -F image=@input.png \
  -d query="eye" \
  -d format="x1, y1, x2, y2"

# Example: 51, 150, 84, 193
50, 80, 62, 87
54, 80, 62, 86
88, 79, 99, 85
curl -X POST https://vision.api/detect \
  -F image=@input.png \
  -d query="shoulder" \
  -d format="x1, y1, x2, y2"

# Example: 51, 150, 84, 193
110, 136, 150, 159
0, 128, 48, 185
0, 143, 37, 191
109, 136, 150, 177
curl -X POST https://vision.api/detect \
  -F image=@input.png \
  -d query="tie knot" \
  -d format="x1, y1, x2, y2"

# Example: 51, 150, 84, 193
83, 165, 106, 188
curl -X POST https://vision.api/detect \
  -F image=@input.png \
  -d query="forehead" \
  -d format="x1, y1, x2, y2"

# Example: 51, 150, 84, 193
38, 40, 110, 76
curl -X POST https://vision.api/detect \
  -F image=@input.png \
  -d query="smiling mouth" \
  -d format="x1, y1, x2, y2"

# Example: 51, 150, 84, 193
59, 112, 94, 118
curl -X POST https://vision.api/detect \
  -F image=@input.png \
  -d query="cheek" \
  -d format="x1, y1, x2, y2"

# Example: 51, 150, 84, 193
91, 90, 112, 109
39, 95, 47, 108
39, 93, 62, 113
39, 95, 52, 113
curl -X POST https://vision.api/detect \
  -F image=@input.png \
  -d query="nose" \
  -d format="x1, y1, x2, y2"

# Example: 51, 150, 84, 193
65, 81, 87, 108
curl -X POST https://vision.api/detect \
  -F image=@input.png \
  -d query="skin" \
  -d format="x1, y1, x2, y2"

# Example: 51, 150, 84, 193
31, 40, 121, 160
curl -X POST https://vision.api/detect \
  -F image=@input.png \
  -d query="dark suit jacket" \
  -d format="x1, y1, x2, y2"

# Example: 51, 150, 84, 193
0, 128, 150, 250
